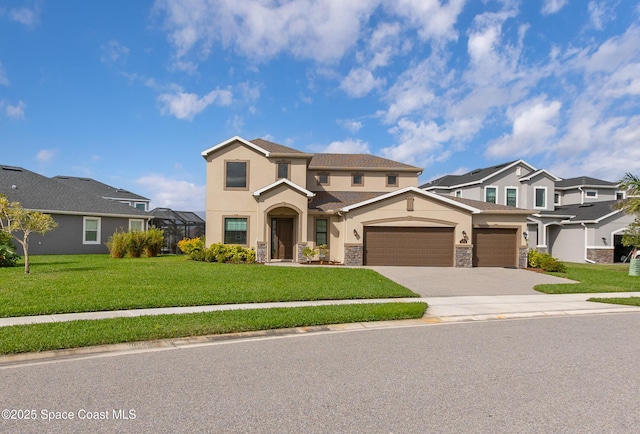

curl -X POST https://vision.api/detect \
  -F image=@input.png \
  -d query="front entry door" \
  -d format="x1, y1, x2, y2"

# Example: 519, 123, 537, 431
272, 218, 294, 260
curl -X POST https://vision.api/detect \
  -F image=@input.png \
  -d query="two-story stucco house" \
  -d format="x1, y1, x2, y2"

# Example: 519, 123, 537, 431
202, 136, 532, 267
422, 162, 634, 264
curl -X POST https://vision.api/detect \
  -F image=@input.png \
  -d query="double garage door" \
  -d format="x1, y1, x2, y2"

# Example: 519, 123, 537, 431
364, 227, 454, 266
363, 226, 518, 267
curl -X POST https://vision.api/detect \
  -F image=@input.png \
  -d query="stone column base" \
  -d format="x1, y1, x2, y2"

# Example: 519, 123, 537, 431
344, 244, 363, 266
455, 244, 473, 268
296, 242, 308, 263
256, 242, 268, 263
587, 248, 614, 264
518, 247, 528, 268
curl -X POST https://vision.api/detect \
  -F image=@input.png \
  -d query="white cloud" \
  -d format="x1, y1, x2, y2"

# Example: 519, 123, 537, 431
9, 5, 40, 28
158, 88, 233, 120
155, 0, 378, 69
486, 97, 562, 158
337, 119, 363, 133
0, 62, 8, 86
136, 175, 206, 211
322, 139, 370, 154
36, 149, 56, 163
385, 0, 465, 41
340, 67, 385, 98
228, 114, 244, 131
588, 1, 616, 30
5, 101, 26, 119
541, 0, 569, 15
101, 40, 130, 65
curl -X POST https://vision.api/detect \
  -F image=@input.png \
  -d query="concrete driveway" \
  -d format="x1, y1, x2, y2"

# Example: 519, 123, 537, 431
369, 266, 576, 297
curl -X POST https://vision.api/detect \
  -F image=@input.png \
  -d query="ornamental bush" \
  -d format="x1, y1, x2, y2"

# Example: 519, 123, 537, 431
0, 243, 19, 267
106, 228, 166, 259
106, 230, 128, 258
527, 249, 567, 273
178, 238, 255, 264
144, 227, 165, 257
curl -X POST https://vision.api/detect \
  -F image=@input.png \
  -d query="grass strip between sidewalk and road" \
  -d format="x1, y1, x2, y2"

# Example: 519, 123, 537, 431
0, 255, 418, 317
0, 302, 428, 355
588, 297, 640, 307
535, 263, 639, 294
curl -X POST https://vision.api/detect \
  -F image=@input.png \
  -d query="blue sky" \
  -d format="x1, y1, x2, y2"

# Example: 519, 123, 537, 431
1, 0, 639, 211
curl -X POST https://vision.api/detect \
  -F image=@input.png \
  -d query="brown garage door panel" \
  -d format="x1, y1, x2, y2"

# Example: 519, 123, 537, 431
473, 228, 517, 267
364, 227, 454, 266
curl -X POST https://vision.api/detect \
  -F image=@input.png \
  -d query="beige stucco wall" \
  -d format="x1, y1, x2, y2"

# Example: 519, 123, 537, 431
306, 170, 418, 192
204, 140, 309, 248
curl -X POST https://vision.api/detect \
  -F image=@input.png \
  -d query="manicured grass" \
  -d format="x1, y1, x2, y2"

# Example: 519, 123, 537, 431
0, 255, 417, 317
535, 262, 640, 294
588, 297, 640, 307
0, 302, 428, 354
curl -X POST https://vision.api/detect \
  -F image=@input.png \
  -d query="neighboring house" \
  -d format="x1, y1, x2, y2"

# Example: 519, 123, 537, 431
202, 136, 532, 268
53, 176, 151, 211
422, 162, 633, 264
149, 208, 205, 253
0, 165, 150, 255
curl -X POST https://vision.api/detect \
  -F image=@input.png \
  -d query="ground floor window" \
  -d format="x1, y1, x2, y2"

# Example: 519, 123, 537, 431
83, 217, 101, 244
129, 219, 145, 232
224, 218, 247, 245
316, 219, 328, 246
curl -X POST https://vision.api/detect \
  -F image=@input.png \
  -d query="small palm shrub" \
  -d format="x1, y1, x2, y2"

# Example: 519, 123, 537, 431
106, 230, 128, 258
0, 243, 19, 267
528, 249, 567, 273
144, 227, 165, 257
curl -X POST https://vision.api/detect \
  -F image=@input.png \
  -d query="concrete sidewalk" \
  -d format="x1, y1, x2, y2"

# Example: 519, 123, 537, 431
2, 292, 640, 328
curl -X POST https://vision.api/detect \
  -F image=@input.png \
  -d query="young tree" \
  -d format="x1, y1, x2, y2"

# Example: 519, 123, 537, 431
616, 172, 640, 214
0, 194, 58, 274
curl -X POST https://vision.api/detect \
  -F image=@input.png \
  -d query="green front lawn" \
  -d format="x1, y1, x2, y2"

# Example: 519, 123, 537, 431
535, 262, 640, 294
588, 297, 640, 307
0, 302, 428, 354
0, 255, 417, 317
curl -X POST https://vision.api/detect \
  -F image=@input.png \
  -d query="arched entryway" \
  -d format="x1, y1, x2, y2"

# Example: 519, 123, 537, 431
267, 206, 299, 260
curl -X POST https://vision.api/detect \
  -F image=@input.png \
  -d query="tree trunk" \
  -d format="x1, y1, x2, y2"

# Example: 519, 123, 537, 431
17, 237, 29, 274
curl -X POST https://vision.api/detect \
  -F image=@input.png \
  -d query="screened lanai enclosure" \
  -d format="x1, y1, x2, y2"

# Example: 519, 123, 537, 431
149, 208, 205, 254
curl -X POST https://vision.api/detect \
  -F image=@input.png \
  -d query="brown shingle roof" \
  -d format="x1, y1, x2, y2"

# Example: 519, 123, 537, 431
309, 191, 388, 212
309, 154, 422, 171
250, 138, 306, 154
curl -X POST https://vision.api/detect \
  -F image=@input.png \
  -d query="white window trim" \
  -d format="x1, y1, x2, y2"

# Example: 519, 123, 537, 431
554, 192, 561, 205
455, 190, 462, 198
134, 202, 147, 211
616, 191, 626, 200
585, 190, 598, 199
534, 187, 547, 209
83, 216, 101, 245
129, 219, 145, 231
505, 186, 518, 207
484, 186, 498, 204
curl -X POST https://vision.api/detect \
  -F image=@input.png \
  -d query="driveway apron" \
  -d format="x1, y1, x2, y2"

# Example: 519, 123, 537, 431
368, 267, 576, 297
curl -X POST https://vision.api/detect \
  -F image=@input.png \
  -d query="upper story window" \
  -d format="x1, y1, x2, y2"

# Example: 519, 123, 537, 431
352, 173, 364, 186
386, 174, 398, 187
617, 191, 625, 200
225, 161, 248, 190
277, 161, 290, 180
317, 172, 329, 185
554, 192, 561, 205
535, 187, 547, 209
455, 190, 462, 198
585, 190, 598, 198
134, 202, 147, 211
485, 186, 497, 204
505, 187, 517, 207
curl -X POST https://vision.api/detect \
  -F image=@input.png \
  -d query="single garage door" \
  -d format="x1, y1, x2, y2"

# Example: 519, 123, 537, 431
364, 227, 454, 266
473, 228, 517, 267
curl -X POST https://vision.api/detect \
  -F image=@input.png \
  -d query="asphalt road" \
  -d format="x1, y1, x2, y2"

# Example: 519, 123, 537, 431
2, 313, 640, 433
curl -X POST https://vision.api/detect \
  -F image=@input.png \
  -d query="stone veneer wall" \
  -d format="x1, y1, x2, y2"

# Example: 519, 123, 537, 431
518, 247, 528, 268
344, 244, 363, 266
455, 245, 473, 268
587, 248, 614, 264
296, 242, 307, 263
256, 242, 268, 263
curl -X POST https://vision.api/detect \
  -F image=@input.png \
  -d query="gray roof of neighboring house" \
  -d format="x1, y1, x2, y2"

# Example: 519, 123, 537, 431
53, 176, 150, 201
309, 154, 422, 171
249, 138, 307, 155
309, 191, 530, 213
149, 208, 205, 224
555, 176, 618, 189
0, 165, 148, 217
537, 200, 620, 222
420, 160, 519, 189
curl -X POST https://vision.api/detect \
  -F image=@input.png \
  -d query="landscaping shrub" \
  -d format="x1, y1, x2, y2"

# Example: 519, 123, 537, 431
126, 230, 147, 258
528, 249, 567, 273
178, 238, 255, 263
105, 230, 128, 258
0, 243, 19, 267
144, 227, 165, 257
